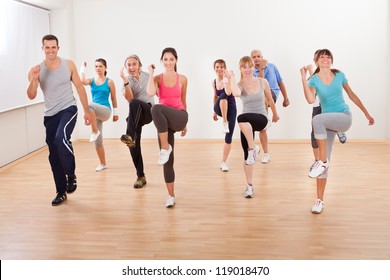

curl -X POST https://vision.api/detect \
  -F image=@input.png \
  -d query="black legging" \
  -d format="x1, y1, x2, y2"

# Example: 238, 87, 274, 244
237, 113, 268, 160
126, 99, 153, 178
214, 93, 237, 144
151, 104, 188, 183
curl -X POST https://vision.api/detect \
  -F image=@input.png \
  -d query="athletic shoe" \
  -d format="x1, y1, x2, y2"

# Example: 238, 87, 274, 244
311, 199, 324, 214
66, 174, 77, 194
52, 192, 67, 206
261, 153, 270, 164
220, 161, 229, 172
308, 159, 329, 178
309, 160, 318, 171
244, 185, 254, 198
89, 130, 101, 142
165, 195, 175, 207
120, 134, 135, 148
95, 164, 107, 172
222, 122, 230, 133
246, 145, 260, 165
337, 132, 347, 144
157, 145, 172, 165
133, 176, 147, 189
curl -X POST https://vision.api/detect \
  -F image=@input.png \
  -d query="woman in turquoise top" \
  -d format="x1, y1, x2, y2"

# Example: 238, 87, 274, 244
300, 49, 374, 214
80, 58, 118, 172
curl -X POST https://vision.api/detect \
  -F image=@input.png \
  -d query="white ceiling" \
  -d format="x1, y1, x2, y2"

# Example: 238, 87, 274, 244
19, 0, 68, 10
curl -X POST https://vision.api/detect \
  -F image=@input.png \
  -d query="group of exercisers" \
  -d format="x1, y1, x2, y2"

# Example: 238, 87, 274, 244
27, 34, 374, 213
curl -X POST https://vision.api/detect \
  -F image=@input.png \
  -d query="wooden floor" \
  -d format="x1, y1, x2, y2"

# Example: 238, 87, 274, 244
0, 139, 390, 260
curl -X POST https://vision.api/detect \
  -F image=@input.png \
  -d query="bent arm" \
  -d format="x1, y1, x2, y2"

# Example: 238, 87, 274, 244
300, 66, 316, 104
27, 65, 40, 100
180, 75, 187, 110
264, 79, 279, 122
343, 83, 374, 125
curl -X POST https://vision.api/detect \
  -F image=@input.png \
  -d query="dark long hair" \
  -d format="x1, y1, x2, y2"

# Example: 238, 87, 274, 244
95, 58, 107, 76
160, 47, 178, 72
312, 49, 339, 76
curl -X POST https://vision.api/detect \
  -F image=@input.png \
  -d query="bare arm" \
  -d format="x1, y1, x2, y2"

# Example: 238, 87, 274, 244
120, 67, 134, 102
68, 60, 91, 125
300, 66, 316, 104
180, 74, 188, 137
343, 82, 374, 125
180, 74, 187, 110
226, 70, 241, 97
279, 81, 290, 107
212, 80, 218, 121
79, 62, 92, 86
108, 79, 119, 122
146, 64, 158, 96
263, 79, 279, 123
27, 65, 40, 100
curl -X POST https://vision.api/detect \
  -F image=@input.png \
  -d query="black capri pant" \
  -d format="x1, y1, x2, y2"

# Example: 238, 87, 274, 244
237, 113, 268, 160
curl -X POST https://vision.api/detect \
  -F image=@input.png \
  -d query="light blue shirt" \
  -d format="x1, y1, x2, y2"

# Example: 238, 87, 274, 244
308, 71, 350, 113
253, 63, 282, 98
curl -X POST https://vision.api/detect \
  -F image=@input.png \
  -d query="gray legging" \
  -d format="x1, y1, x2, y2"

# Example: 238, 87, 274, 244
312, 111, 352, 178
151, 104, 188, 183
88, 102, 111, 148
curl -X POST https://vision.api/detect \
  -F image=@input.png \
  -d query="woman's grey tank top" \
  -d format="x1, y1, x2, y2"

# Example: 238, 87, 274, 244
39, 57, 77, 116
240, 79, 267, 116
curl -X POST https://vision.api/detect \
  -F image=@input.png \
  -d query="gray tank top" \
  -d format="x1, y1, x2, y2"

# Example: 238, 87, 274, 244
240, 79, 267, 116
39, 57, 77, 116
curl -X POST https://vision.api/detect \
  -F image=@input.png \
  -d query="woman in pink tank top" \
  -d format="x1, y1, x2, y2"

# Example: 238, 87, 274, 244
147, 47, 189, 208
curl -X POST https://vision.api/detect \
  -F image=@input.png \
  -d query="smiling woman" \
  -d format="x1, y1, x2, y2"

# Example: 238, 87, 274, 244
0, 0, 50, 112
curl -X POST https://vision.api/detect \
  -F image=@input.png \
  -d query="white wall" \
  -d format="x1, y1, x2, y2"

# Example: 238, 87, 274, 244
3, 0, 389, 167
68, 0, 387, 141
0, 103, 45, 167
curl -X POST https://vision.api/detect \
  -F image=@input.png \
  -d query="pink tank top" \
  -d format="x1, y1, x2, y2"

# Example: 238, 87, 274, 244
158, 74, 185, 110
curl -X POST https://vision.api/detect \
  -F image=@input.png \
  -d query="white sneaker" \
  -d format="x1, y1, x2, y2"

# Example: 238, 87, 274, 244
89, 130, 101, 142
244, 185, 254, 198
222, 122, 230, 133
308, 159, 329, 178
309, 160, 318, 171
220, 161, 229, 172
246, 145, 260, 165
165, 195, 175, 207
311, 199, 324, 214
261, 153, 270, 164
157, 145, 172, 166
95, 164, 107, 172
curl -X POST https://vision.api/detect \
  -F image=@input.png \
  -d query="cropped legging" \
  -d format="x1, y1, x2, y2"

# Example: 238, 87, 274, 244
88, 102, 111, 148
311, 105, 322, 149
312, 111, 352, 178
214, 93, 237, 144
151, 104, 188, 183
237, 113, 268, 160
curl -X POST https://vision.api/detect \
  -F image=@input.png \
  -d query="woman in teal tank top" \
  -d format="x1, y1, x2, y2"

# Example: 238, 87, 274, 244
80, 58, 119, 172
301, 49, 375, 214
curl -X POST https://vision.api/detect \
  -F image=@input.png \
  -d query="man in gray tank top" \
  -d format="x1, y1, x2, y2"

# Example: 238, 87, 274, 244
27, 34, 91, 206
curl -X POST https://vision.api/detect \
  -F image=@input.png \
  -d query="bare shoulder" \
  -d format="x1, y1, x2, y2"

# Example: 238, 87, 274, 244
108, 78, 115, 86
179, 74, 187, 82
66, 59, 77, 71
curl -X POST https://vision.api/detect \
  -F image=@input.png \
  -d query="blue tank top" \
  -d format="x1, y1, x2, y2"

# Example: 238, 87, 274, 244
91, 77, 111, 109
214, 80, 236, 104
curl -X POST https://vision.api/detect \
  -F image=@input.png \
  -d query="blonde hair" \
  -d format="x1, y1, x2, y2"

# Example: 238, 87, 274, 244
239, 56, 254, 80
